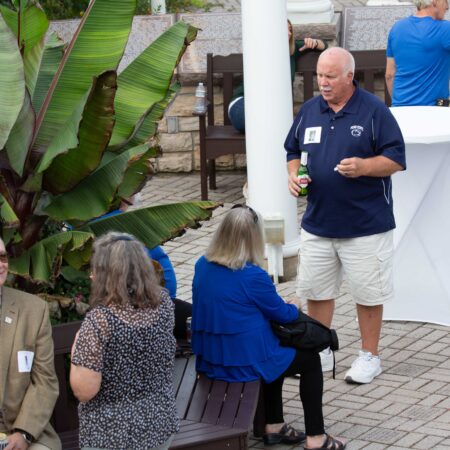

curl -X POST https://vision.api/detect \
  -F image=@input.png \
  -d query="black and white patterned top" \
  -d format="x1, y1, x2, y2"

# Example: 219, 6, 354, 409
71, 291, 179, 449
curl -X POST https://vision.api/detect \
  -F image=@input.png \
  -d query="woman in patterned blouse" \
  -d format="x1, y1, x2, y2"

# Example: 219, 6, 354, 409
70, 232, 179, 450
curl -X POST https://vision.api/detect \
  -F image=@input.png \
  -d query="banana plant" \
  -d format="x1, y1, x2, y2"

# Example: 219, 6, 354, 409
0, 0, 218, 287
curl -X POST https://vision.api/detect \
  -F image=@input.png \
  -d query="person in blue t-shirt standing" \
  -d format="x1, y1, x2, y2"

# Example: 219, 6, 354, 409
385, 0, 450, 106
285, 47, 406, 384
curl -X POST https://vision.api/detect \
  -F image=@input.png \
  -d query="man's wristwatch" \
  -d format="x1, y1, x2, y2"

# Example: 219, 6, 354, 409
14, 429, 33, 445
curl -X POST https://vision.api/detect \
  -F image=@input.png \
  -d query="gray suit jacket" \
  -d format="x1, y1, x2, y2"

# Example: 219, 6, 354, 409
0, 287, 61, 450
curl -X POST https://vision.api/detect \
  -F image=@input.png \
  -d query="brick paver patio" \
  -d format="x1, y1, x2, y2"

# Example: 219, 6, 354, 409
141, 171, 450, 450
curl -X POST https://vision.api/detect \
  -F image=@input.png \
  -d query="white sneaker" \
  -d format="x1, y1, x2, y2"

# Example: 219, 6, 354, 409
344, 350, 382, 384
319, 347, 334, 372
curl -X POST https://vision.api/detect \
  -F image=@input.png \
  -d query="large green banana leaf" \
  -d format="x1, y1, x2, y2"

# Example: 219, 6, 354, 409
81, 201, 220, 249
109, 21, 197, 148
4, 89, 34, 176
8, 230, 93, 282
0, 3, 48, 52
44, 144, 150, 221
0, 194, 19, 226
0, 12, 24, 150
31, 33, 65, 114
116, 146, 159, 199
34, 0, 136, 151
0, 3, 49, 96
120, 83, 179, 152
42, 70, 117, 194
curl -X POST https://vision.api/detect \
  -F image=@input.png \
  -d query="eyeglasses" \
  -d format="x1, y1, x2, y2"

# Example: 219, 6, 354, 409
231, 204, 259, 224
0, 252, 8, 264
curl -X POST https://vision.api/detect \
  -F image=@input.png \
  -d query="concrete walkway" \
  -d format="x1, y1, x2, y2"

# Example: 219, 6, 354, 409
141, 171, 450, 450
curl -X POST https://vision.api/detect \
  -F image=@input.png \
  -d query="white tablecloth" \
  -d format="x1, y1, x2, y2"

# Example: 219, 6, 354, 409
384, 107, 450, 326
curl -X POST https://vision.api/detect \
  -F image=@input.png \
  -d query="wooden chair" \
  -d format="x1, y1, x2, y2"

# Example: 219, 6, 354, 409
197, 53, 245, 200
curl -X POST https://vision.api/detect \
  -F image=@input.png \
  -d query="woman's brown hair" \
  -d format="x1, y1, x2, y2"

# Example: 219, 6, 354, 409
90, 232, 162, 308
288, 19, 295, 56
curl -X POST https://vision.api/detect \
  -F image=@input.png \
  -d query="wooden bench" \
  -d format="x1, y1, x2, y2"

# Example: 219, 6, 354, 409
197, 50, 389, 200
171, 354, 260, 449
51, 324, 260, 450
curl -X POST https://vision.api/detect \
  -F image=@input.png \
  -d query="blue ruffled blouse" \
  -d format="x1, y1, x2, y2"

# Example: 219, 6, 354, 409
192, 256, 298, 383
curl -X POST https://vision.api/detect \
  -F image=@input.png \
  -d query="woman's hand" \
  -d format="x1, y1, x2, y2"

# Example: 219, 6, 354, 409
286, 296, 302, 309
299, 38, 324, 51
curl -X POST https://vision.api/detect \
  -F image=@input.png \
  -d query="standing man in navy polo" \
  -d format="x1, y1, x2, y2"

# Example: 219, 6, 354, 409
284, 47, 406, 384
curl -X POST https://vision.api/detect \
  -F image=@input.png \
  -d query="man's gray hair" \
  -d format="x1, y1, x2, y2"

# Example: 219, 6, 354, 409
413, 0, 434, 9
318, 47, 355, 76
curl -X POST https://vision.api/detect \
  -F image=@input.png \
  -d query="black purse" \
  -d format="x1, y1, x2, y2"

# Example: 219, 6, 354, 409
271, 309, 339, 354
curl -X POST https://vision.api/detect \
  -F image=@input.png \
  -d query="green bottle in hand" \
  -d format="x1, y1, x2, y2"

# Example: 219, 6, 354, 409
297, 151, 310, 196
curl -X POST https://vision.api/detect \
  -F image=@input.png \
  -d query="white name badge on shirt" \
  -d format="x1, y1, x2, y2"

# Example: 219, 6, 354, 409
304, 127, 322, 144
18, 351, 34, 373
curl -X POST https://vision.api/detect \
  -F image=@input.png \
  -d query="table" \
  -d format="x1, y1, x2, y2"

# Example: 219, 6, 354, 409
383, 106, 450, 326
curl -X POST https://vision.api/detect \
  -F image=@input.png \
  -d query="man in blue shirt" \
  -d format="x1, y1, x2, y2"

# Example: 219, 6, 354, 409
386, 0, 450, 106
285, 47, 406, 384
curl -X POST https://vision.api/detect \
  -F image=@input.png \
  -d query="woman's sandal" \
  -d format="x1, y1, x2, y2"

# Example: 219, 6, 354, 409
263, 423, 306, 445
304, 433, 347, 450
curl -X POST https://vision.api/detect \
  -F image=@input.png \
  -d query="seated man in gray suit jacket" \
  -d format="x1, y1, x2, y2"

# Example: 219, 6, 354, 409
0, 237, 61, 450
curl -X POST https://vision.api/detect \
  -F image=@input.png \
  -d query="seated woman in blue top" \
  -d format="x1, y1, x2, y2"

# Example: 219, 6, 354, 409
192, 205, 346, 450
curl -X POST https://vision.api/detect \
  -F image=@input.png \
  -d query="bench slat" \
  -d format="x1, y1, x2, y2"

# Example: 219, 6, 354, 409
185, 374, 212, 422
234, 380, 261, 431
176, 356, 198, 418
201, 380, 228, 425
216, 382, 243, 428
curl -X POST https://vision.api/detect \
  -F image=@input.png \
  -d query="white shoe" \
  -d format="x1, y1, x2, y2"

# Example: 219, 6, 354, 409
344, 350, 382, 384
319, 347, 334, 372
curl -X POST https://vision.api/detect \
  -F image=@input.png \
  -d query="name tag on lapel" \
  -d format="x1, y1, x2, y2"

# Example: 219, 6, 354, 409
18, 351, 34, 372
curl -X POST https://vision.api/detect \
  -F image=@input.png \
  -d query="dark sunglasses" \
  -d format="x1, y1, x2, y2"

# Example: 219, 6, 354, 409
0, 252, 8, 263
231, 204, 259, 224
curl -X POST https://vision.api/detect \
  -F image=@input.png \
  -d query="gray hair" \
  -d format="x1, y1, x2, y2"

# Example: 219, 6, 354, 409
205, 206, 265, 269
318, 46, 355, 76
90, 232, 162, 308
413, 0, 434, 9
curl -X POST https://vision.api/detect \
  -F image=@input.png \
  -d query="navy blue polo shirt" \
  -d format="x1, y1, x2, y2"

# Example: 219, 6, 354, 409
284, 84, 406, 238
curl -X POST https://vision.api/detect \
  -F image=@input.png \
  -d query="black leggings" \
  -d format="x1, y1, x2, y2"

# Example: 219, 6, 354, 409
263, 350, 325, 436
173, 298, 192, 340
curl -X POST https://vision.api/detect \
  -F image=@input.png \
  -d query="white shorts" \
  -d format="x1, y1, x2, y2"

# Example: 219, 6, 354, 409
296, 229, 394, 306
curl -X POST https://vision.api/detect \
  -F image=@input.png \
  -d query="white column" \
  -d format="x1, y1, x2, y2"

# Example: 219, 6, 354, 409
287, 0, 334, 24
151, 0, 166, 14
241, 0, 300, 273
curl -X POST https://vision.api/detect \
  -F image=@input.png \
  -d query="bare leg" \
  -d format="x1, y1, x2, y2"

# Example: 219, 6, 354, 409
356, 304, 383, 355
307, 299, 335, 328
